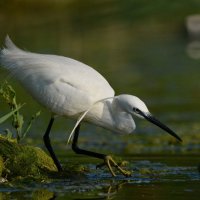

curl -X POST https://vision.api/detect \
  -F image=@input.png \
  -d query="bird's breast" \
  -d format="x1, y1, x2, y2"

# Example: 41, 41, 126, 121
84, 100, 136, 135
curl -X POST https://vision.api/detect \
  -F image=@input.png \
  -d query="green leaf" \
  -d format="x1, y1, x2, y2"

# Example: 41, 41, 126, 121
4, 129, 13, 139
0, 104, 24, 124
21, 111, 41, 139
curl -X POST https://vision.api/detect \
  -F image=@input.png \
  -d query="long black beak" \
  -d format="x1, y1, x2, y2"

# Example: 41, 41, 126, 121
141, 112, 182, 142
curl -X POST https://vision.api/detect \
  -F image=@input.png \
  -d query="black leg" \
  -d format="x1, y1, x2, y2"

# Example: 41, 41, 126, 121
72, 124, 106, 159
71, 124, 132, 177
43, 116, 62, 171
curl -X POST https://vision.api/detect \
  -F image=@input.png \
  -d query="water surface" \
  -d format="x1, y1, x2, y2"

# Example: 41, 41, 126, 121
0, 0, 200, 199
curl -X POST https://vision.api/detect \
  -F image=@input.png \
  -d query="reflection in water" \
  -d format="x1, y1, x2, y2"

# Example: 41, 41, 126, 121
0, 180, 128, 200
97, 181, 127, 200
186, 14, 200, 59
186, 41, 200, 59
0, 158, 200, 199
74, 181, 128, 200
0, 189, 55, 200
32, 189, 56, 200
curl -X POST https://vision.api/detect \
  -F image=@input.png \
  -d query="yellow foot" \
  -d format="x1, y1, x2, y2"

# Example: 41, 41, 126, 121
96, 155, 132, 177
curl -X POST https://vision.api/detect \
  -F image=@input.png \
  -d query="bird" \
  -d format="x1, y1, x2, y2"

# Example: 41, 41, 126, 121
0, 36, 182, 177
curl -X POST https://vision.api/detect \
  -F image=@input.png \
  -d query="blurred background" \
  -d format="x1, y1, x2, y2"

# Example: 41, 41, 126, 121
0, 0, 200, 155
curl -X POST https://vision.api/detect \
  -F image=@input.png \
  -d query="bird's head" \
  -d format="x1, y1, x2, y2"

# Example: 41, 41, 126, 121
115, 94, 182, 142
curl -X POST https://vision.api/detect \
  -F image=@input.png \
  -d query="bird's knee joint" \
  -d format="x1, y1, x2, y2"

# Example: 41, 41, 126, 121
72, 144, 81, 154
43, 134, 49, 142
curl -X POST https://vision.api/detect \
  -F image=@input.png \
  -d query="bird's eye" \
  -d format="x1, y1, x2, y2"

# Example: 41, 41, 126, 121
133, 108, 140, 114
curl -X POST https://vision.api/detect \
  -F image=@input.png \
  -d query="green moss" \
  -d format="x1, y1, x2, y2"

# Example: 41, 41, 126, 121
139, 168, 153, 175
32, 189, 55, 200
0, 135, 57, 180
63, 162, 89, 174
0, 156, 4, 177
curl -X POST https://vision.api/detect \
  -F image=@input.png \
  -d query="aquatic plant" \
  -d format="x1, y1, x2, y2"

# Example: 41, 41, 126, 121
0, 104, 23, 124
0, 82, 40, 142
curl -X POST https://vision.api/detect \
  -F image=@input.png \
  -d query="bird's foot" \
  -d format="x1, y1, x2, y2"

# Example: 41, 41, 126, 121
96, 155, 131, 177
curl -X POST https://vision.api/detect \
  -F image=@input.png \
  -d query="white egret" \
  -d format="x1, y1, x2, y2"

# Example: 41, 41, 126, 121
0, 36, 182, 177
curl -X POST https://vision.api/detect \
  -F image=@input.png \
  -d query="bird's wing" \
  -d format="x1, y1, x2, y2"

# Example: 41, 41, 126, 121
0, 36, 115, 116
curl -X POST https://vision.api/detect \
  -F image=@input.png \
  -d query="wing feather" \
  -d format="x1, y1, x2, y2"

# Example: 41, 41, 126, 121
0, 36, 115, 116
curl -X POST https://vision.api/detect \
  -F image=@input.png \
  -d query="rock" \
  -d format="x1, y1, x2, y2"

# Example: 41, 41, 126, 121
0, 156, 4, 177
0, 135, 57, 180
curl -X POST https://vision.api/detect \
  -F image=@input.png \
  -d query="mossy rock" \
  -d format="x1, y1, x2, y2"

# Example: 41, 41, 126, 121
0, 136, 57, 180
0, 156, 4, 177
32, 189, 55, 200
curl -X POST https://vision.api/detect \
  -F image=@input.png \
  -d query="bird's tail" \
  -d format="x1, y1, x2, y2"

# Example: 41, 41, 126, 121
0, 36, 25, 71
2, 35, 22, 52
0, 36, 31, 81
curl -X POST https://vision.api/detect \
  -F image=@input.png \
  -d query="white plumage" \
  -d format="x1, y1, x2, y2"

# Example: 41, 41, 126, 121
0, 36, 137, 134
0, 36, 181, 177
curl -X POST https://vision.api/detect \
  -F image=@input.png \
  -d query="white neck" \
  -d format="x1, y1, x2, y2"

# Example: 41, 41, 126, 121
85, 97, 136, 134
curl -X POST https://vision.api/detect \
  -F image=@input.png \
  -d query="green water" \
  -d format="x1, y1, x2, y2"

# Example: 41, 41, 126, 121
0, 0, 200, 199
